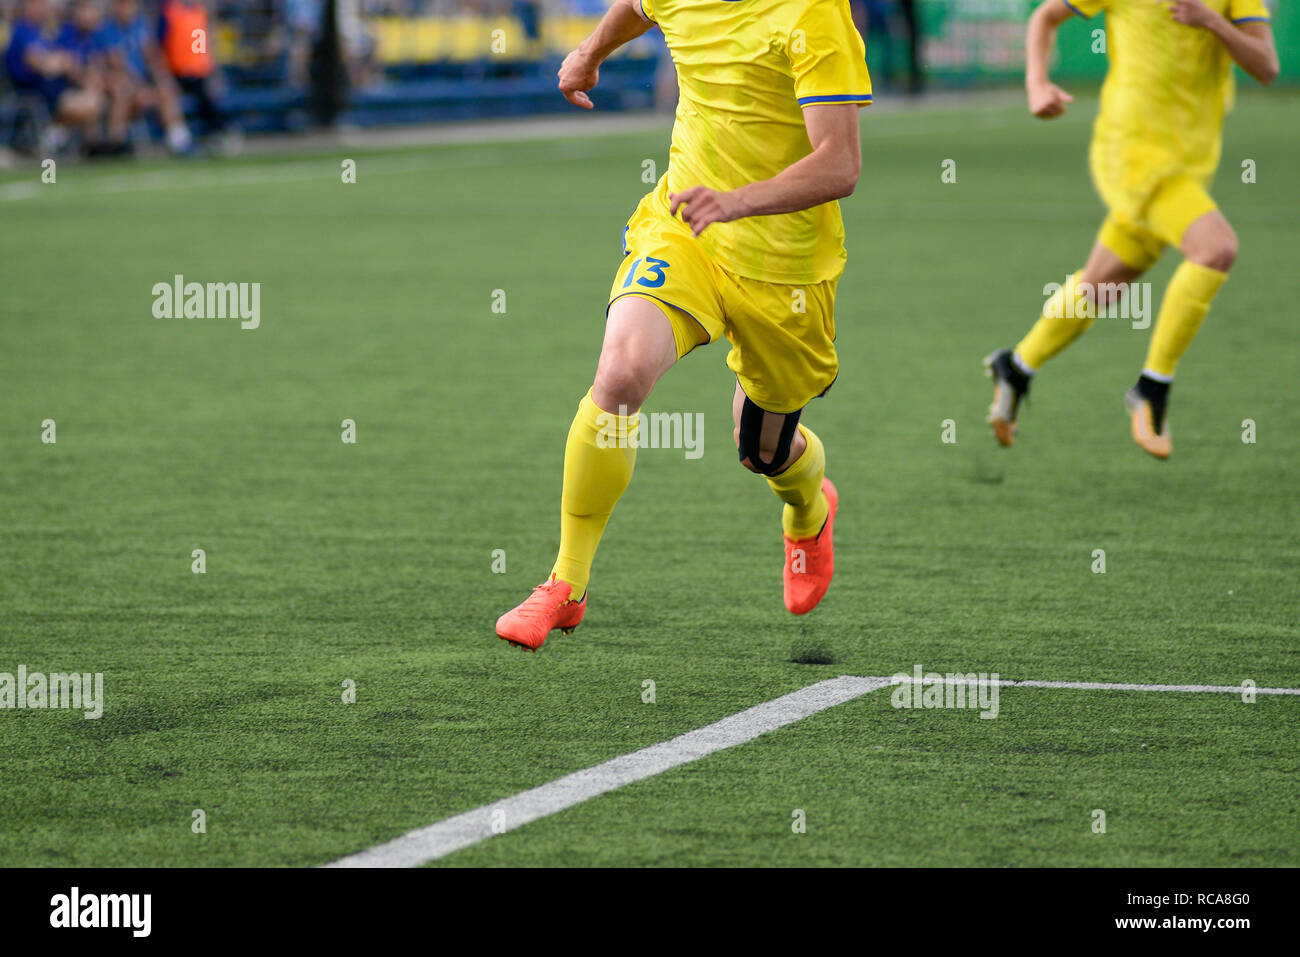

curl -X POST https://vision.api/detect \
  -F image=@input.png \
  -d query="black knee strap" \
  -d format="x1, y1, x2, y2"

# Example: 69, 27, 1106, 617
737, 396, 802, 476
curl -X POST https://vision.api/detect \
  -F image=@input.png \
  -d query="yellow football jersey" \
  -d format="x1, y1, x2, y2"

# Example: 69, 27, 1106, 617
638, 0, 872, 284
1065, 0, 1271, 185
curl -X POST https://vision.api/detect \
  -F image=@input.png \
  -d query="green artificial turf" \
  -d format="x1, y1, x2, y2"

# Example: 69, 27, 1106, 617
1, 93, 1296, 866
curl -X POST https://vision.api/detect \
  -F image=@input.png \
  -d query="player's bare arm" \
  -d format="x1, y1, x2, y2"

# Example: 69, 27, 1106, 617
668, 103, 862, 237
557, 0, 654, 109
1025, 0, 1076, 119
1166, 1, 1278, 85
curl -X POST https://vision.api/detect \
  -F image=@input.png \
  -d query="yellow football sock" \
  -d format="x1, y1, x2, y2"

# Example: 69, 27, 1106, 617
1014, 269, 1095, 372
1143, 261, 1228, 379
550, 389, 638, 599
767, 425, 828, 540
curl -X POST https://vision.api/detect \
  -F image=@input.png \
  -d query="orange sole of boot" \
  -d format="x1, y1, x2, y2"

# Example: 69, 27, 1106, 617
497, 623, 579, 653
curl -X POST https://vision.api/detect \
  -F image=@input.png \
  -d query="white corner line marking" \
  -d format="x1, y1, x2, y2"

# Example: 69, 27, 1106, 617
324, 672, 1297, 867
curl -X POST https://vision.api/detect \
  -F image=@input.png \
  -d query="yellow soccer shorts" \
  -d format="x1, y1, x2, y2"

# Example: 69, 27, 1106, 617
607, 195, 838, 415
1090, 145, 1219, 272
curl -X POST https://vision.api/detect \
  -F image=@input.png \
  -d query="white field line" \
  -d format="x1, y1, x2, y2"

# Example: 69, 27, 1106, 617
324, 671, 1298, 868
324, 675, 892, 867
888, 676, 1300, 695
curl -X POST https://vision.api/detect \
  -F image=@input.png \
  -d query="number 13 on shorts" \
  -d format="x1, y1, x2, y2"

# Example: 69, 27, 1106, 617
621, 256, 671, 289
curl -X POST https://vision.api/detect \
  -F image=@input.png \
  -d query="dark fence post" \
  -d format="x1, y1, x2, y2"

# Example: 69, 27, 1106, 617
310, 0, 349, 127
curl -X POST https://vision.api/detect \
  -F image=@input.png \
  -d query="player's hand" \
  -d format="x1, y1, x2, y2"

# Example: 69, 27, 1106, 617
1027, 81, 1074, 119
669, 186, 749, 236
558, 49, 599, 109
1166, 0, 1216, 28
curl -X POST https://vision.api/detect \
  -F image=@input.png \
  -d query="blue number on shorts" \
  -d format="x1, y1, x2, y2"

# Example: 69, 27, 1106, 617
621, 256, 671, 289
637, 257, 670, 288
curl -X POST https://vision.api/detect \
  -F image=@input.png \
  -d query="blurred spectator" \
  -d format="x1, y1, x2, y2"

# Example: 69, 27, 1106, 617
56, 0, 116, 149
862, 0, 922, 95
56, 0, 106, 67
288, 0, 372, 90
99, 0, 194, 153
336, 0, 374, 87
158, 0, 230, 137
5, 0, 106, 152
512, 0, 539, 57
3, 0, 675, 152
286, 0, 319, 86
237, 0, 285, 66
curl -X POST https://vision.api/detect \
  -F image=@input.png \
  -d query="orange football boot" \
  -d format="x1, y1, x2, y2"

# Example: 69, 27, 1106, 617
1125, 387, 1172, 460
495, 576, 586, 651
783, 478, 838, 615
984, 349, 1030, 448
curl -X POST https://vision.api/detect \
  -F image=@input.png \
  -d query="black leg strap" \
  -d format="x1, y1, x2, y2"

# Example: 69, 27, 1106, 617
737, 396, 803, 476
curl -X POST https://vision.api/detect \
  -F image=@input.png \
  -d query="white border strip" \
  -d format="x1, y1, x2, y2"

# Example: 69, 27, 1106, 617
324, 672, 1298, 867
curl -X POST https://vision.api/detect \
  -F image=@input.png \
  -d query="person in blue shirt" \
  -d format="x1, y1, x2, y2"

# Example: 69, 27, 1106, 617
55, 0, 107, 72
57, 0, 120, 150
5, 0, 105, 149
98, 0, 192, 152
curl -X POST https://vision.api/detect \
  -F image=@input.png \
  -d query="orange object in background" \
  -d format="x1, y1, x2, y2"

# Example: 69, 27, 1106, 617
160, 0, 213, 78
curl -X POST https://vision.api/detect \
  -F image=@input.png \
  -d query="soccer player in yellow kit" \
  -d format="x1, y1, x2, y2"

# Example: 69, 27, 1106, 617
496, 0, 872, 650
986, 0, 1278, 458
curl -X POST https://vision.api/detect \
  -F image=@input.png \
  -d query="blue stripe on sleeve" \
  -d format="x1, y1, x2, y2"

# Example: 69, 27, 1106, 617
797, 94, 874, 105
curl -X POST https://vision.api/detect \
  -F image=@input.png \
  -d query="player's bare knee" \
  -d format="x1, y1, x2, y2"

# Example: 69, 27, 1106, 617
1183, 215, 1238, 273
592, 357, 651, 413
1189, 231, 1237, 272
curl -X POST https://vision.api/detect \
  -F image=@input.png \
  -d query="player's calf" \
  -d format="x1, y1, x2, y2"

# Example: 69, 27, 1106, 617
1129, 212, 1235, 459
493, 297, 679, 649
730, 387, 836, 613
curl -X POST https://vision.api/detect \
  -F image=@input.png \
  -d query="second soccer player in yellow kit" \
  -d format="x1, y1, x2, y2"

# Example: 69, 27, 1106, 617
496, 0, 873, 650
986, 0, 1278, 459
